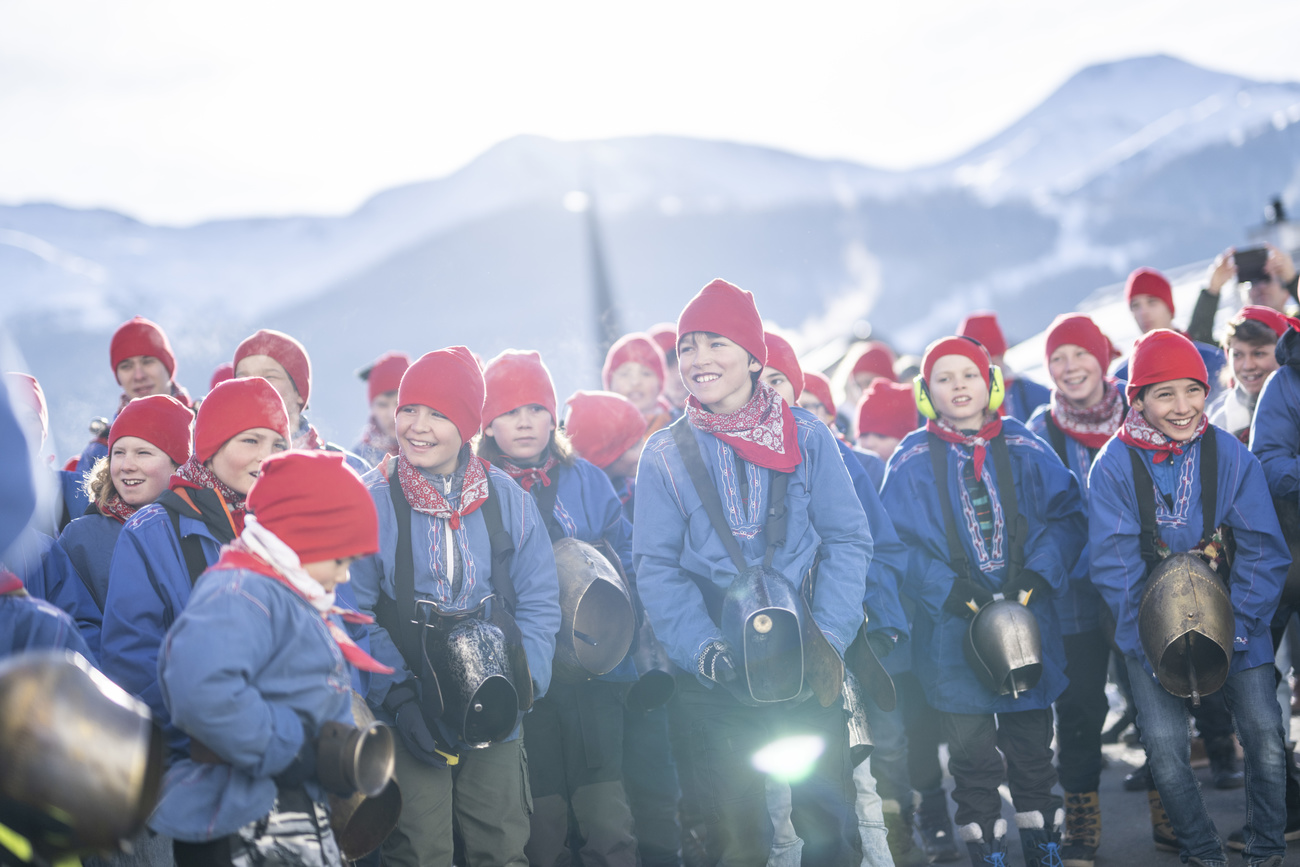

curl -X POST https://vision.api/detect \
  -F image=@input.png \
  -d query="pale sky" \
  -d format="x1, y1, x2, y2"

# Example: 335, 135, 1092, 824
4, 0, 1300, 226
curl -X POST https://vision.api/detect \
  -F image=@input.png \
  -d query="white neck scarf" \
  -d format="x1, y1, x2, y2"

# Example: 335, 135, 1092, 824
240, 515, 335, 613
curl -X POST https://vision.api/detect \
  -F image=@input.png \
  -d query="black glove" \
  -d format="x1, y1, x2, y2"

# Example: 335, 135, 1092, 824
943, 578, 993, 620
1002, 569, 1051, 604
273, 720, 318, 789
866, 630, 898, 661
698, 640, 739, 687
386, 681, 451, 769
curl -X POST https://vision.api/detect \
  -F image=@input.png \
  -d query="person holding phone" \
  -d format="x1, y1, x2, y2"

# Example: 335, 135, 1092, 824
1186, 244, 1299, 344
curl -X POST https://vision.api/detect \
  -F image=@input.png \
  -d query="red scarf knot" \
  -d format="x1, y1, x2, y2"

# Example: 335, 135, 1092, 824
1116, 406, 1209, 463
396, 453, 490, 529
98, 492, 138, 525
926, 413, 1004, 476
498, 454, 558, 492
685, 381, 802, 472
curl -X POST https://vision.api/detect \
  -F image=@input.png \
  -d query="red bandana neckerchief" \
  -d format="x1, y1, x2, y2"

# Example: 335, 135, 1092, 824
685, 381, 802, 472
1049, 378, 1125, 449
498, 454, 559, 492
0, 570, 24, 596
394, 453, 490, 530
926, 412, 1004, 477
359, 418, 398, 460
1116, 406, 1209, 464
211, 545, 394, 674
171, 456, 247, 534
294, 418, 326, 451
98, 492, 138, 525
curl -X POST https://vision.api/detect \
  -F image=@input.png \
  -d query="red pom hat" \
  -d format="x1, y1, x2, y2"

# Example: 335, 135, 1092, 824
802, 371, 836, 414
922, 336, 993, 391
763, 331, 804, 397
247, 450, 378, 564
195, 377, 291, 464
209, 362, 235, 392
676, 279, 767, 365
364, 352, 411, 403
1232, 305, 1300, 338
397, 346, 485, 444
109, 395, 193, 466
647, 323, 678, 358
957, 312, 1008, 359
1125, 329, 1208, 403
850, 342, 897, 382
482, 350, 558, 427
857, 380, 917, 441
111, 316, 177, 378
5, 373, 48, 442
1044, 313, 1111, 368
234, 329, 312, 405
564, 390, 648, 470
602, 333, 667, 391
1125, 268, 1175, 316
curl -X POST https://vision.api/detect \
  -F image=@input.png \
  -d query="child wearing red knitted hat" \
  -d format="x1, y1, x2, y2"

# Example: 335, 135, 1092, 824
604, 332, 677, 436
882, 335, 1086, 865
856, 380, 918, 463
352, 351, 411, 466
100, 376, 290, 767
153, 450, 390, 867
634, 278, 870, 865
476, 349, 640, 867
1207, 306, 1296, 441
348, 346, 561, 867
1091, 328, 1288, 866
1114, 269, 1227, 402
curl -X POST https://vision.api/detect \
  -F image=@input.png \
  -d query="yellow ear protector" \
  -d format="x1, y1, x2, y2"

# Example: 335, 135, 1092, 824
913, 352, 1006, 420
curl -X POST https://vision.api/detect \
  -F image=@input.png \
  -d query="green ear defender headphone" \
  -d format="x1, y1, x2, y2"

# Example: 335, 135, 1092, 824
912, 351, 1006, 420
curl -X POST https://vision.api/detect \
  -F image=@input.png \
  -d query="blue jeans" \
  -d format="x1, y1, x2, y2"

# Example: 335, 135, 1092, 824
1126, 657, 1286, 865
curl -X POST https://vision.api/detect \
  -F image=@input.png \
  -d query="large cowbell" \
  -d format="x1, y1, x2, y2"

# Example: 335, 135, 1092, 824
1139, 553, 1233, 702
720, 565, 843, 707
552, 537, 636, 682
0, 651, 164, 858
964, 598, 1043, 698
431, 618, 520, 748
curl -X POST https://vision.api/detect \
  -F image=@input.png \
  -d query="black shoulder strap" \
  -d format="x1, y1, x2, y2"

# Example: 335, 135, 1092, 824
1128, 448, 1162, 569
164, 504, 211, 586
1044, 414, 1069, 465
928, 433, 973, 582
530, 474, 565, 543
385, 464, 420, 666
671, 419, 748, 573
479, 474, 518, 615
1200, 428, 1218, 545
988, 434, 1025, 585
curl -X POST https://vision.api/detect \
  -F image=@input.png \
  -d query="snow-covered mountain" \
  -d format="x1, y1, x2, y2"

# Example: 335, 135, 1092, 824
5, 54, 1300, 457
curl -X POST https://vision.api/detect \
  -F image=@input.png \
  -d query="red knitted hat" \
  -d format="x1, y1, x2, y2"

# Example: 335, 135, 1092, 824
234, 329, 312, 405
922, 336, 992, 391
850, 342, 897, 382
1125, 268, 1175, 316
195, 377, 291, 464
364, 352, 411, 403
111, 317, 176, 378
763, 331, 804, 398
802, 371, 835, 414
602, 333, 667, 391
209, 362, 234, 393
648, 323, 678, 358
564, 390, 648, 470
109, 394, 193, 466
676, 279, 767, 365
857, 380, 917, 441
957, 312, 1008, 358
247, 450, 378, 564
398, 346, 485, 444
5, 373, 48, 442
1044, 313, 1111, 369
1232, 305, 1300, 339
482, 350, 558, 428
1125, 329, 1208, 402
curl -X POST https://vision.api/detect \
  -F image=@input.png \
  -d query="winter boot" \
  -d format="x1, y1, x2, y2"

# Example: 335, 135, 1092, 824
1205, 735, 1244, 789
1015, 809, 1064, 867
882, 800, 930, 867
916, 788, 960, 863
1060, 791, 1100, 867
1147, 789, 1178, 853
958, 819, 1008, 867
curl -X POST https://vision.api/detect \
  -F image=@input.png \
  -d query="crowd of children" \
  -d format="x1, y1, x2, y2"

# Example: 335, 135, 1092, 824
3, 246, 1300, 867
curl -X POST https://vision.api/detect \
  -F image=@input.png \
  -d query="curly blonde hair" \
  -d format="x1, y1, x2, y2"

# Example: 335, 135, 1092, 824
82, 456, 116, 510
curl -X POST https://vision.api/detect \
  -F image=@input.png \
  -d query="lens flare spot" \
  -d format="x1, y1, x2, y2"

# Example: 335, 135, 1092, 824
752, 735, 825, 782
